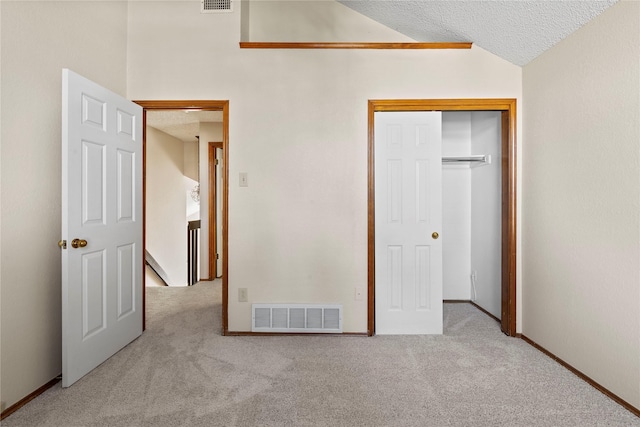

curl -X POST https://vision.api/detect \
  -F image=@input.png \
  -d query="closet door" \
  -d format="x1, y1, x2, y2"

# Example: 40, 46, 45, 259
374, 112, 443, 334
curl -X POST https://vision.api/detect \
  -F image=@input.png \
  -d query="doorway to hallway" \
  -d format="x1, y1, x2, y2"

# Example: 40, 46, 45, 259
136, 100, 229, 332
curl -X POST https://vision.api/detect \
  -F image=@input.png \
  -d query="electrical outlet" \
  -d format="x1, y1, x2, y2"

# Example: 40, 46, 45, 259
238, 288, 248, 302
355, 287, 365, 301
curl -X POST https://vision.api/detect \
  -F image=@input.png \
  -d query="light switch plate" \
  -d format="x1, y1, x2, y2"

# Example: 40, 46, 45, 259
239, 172, 248, 187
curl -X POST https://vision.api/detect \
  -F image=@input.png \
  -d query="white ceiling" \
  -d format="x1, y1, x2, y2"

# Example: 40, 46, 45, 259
338, 0, 618, 66
146, 110, 223, 143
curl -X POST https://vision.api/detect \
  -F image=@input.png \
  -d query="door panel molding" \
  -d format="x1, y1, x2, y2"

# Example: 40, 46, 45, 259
368, 99, 517, 336
135, 100, 230, 334
62, 69, 143, 387
374, 111, 443, 334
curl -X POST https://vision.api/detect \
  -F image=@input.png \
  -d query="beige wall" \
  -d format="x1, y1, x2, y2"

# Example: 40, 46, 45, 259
127, 1, 522, 333
184, 140, 199, 182
246, 0, 414, 42
0, 1, 128, 410
146, 127, 188, 286
522, 0, 640, 410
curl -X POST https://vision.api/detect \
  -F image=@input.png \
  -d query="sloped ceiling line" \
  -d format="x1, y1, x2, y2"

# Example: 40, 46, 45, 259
338, 0, 618, 66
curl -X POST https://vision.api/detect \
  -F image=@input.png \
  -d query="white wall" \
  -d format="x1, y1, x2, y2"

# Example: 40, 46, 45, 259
0, 0, 128, 410
198, 122, 223, 279
442, 112, 471, 300
470, 112, 502, 319
441, 111, 502, 315
146, 126, 188, 286
184, 141, 200, 222
523, 0, 640, 410
127, 0, 522, 333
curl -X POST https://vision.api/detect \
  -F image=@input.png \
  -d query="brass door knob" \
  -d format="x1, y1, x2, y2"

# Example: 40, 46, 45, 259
71, 239, 88, 248
432, 232, 439, 240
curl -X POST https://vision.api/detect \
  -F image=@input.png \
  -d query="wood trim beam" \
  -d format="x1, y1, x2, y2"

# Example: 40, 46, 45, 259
135, 100, 229, 110
521, 335, 640, 418
239, 42, 472, 50
370, 98, 516, 111
501, 105, 518, 336
221, 104, 230, 335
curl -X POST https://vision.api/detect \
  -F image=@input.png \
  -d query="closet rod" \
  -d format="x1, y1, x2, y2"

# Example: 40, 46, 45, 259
442, 155, 490, 164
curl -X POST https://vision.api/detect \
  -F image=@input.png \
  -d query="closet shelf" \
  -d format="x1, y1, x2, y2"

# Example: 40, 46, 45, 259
442, 155, 491, 166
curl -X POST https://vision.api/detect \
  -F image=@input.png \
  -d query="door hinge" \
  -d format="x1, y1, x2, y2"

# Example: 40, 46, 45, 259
215, 159, 219, 165
58, 240, 67, 250
216, 253, 220, 260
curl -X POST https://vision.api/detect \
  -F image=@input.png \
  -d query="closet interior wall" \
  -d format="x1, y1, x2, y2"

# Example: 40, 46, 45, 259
442, 111, 502, 319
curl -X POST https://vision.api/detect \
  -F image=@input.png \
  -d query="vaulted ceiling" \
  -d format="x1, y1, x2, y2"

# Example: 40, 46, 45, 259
339, 0, 618, 66
149, 1, 619, 142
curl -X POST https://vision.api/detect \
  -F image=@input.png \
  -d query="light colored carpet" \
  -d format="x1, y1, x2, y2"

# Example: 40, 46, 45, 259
3, 280, 639, 426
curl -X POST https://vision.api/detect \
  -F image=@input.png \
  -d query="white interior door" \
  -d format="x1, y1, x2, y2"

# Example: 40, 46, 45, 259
61, 69, 143, 387
216, 147, 223, 277
375, 111, 443, 334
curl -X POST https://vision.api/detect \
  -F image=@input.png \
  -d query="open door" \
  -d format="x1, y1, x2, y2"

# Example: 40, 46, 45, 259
61, 69, 143, 387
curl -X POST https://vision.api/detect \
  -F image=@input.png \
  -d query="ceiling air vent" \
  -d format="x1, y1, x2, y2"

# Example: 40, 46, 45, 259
201, 0, 233, 13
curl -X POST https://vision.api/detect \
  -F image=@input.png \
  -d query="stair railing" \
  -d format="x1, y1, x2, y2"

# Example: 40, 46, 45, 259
187, 220, 201, 286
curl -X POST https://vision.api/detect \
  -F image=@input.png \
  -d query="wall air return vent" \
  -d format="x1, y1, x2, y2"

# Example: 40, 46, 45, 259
252, 304, 343, 333
201, 0, 233, 13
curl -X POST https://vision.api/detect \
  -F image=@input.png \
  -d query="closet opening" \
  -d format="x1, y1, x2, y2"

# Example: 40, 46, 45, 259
441, 111, 502, 320
367, 99, 517, 336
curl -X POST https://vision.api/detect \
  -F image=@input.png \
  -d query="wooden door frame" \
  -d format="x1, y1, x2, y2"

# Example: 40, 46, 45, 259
368, 99, 517, 336
135, 100, 229, 334
208, 142, 223, 279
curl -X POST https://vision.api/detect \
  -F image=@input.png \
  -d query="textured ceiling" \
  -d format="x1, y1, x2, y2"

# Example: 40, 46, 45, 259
338, 0, 618, 66
146, 110, 223, 143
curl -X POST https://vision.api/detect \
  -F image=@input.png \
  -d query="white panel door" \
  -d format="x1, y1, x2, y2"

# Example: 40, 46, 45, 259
61, 69, 143, 387
375, 111, 443, 334
216, 147, 223, 277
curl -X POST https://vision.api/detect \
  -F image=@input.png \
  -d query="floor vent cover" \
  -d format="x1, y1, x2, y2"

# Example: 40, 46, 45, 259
252, 304, 342, 333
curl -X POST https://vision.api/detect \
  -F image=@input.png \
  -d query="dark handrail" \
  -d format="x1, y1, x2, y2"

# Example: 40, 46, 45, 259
187, 220, 201, 286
